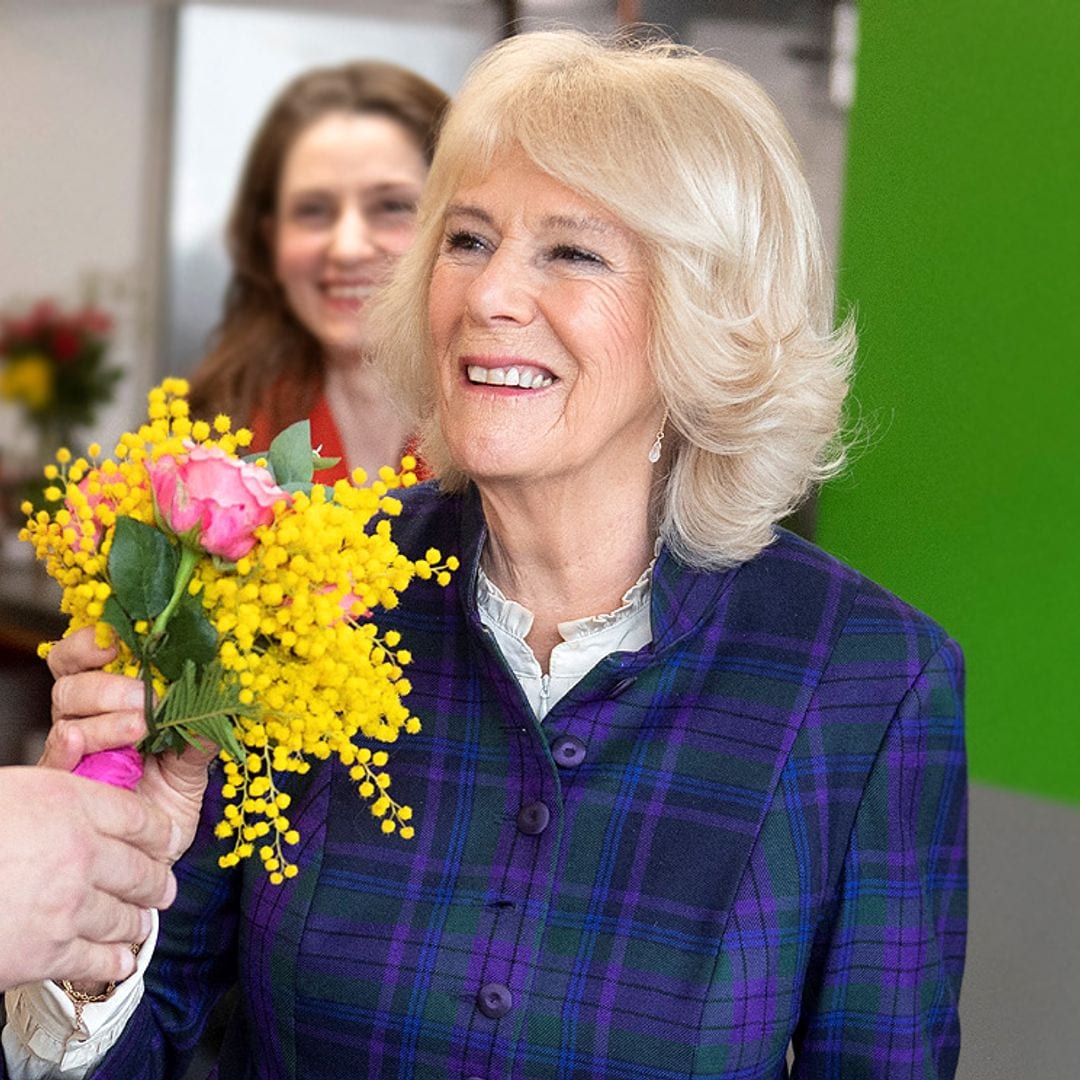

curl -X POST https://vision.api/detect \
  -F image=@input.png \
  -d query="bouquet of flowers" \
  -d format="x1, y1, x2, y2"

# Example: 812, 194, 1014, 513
21, 378, 456, 882
0, 300, 122, 449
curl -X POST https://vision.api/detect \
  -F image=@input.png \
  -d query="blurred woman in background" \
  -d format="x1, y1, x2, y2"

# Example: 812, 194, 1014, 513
187, 60, 447, 481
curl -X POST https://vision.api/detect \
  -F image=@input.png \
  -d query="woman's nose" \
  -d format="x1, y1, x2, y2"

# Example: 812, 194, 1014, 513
329, 207, 378, 262
465, 249, 536, 325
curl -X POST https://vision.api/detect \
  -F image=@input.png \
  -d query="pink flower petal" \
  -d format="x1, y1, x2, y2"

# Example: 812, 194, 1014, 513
148, 444, 284, 561
72, 747, 144, 791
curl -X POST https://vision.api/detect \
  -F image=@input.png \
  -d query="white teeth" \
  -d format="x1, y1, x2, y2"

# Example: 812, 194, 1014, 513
325, 285, 371, 300
466, 364, 555, 388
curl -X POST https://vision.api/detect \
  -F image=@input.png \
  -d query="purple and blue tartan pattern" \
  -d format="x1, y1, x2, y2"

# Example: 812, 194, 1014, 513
80, 483, 966, 1079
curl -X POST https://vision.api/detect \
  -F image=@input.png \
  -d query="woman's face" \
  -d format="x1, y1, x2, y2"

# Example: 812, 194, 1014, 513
428, 149, 662, 492
272, 111, 427, 362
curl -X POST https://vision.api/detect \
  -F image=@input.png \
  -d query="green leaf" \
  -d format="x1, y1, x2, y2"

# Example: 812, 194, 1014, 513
101, 595, 140, 655
109, 516, 179, 620
145, 725, 200, 758
312, 453, 342, 474
151, 593, 218, 682
268, 421, 314, 488
200, 713, 245, 761
150, 659, 250, 762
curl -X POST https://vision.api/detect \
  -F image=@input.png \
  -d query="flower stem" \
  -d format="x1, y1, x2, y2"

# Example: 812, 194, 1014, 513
143, 666, 156, 741
151, 544, 199, 638
141, 544, 199, 743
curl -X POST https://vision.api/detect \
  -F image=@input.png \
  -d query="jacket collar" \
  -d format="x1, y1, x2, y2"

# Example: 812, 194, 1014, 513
454, 483, 741, 654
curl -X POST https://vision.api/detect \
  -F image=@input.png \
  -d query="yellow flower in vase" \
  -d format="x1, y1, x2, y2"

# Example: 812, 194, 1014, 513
0, 353, 54, 411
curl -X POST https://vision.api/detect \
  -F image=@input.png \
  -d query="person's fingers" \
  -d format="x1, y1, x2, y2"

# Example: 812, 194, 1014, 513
46, 625, 117, 678
71, 885, 154, 948
52, 671, 145, 721
88, 834, 178, 910
55, 938, 140, 987
38, 720, 87, 771
39, 713, 147, 770
164, 743, 218, 793
83, 781, 178, 863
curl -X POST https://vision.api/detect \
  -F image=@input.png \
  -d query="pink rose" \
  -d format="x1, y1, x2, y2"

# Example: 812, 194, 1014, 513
150, 444, 284, 561
72, 747, 144, 791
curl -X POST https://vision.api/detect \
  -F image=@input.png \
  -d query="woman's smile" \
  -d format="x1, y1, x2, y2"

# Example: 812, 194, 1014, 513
463, 357, 556, 390
319, 278, 378, 313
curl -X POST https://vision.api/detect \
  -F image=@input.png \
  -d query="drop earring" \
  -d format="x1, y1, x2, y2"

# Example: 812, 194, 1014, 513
648, 409, 668, 464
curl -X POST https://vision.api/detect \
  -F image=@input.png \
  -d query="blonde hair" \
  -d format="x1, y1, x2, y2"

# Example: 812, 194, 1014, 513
372, 30, 855, 569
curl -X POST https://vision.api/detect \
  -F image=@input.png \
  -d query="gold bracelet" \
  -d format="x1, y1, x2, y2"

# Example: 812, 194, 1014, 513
55, 980, 116, 1038
55, 943, 142, 1037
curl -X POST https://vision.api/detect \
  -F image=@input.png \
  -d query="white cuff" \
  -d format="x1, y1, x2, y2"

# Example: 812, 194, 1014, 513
2, 914, 158, 1079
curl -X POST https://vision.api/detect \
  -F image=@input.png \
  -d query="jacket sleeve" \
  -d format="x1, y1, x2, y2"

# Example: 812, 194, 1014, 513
792, 637, 967, 1078
88, 781, 242, 1079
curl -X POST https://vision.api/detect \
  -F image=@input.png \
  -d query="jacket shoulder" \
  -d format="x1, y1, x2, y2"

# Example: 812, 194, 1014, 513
388, 481, 465, 557
760, 527, 957, 660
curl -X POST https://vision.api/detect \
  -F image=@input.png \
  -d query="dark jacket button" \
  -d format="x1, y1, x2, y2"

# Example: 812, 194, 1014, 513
551, 734, 587, 768
476, 981, 513, 1018
516, 801, 550, 835
611, 676, 636, 696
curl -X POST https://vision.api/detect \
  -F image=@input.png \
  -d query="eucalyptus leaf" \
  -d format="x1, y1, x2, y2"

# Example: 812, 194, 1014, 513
109, 516, 179, 620
312, 453, 342, 473
268, 421, 314, 488
101, 595, 140, 655
152, 593, 218, 682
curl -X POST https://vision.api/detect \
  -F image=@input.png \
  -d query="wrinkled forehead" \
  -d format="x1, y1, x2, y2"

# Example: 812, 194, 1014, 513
434, 137, 635, 233
454, 151, 645, 250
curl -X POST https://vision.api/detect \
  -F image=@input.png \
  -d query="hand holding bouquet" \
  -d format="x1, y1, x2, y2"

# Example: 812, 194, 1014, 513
22, 379, 456, 882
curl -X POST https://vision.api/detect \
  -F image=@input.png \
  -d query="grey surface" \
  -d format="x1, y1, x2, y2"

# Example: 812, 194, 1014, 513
959, 783, 1080, 1080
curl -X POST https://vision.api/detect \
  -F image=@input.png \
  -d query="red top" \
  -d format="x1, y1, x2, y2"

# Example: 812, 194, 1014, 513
249, 391, 428, 485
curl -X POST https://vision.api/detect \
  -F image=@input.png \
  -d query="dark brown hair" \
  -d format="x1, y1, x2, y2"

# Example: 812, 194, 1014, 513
187, 60, 449, 428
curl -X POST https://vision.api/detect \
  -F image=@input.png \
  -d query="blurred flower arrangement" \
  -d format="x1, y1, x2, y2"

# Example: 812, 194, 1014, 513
21, 379, 456, 882
0, 299, 122, 450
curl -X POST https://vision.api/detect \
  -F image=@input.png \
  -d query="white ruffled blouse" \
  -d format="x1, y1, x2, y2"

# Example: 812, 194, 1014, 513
476, 556, 655, 721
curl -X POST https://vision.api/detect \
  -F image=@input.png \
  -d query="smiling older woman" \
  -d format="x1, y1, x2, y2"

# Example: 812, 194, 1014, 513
4, 31, 966, 1080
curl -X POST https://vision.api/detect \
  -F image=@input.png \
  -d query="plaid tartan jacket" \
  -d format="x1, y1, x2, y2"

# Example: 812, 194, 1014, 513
86, 483, 967, 1079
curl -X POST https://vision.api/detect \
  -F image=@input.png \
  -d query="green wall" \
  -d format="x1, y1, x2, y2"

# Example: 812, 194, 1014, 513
816, 4, 1080, 803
